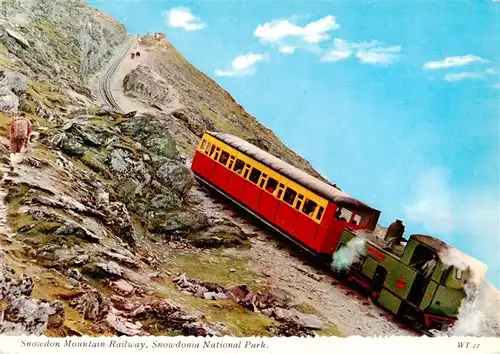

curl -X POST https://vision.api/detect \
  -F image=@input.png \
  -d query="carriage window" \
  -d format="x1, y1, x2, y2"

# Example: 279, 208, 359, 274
219, 151, 230, 165
283, 187, 297, 205
208, 143, 215, 156
265, 178, 278, 194
213, 147, 221, 160
210, 144, 216, 157
352, 214, 361, 225
249, 167, 262, 184
243, 164, 251, 179
456, 269, 463, 280
228, 156, 235, 169
233, 159, 245, 174
295, 195, 304, 210
316, 206, 324, 221
277, 183, 285, 199
335, 207, 352, 222
302, 199, 318, 217
200, 139, 207, 150
259, 174, 267, 188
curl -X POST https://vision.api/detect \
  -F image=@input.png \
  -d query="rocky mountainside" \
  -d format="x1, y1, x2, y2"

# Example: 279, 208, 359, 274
0, 0, 497, 339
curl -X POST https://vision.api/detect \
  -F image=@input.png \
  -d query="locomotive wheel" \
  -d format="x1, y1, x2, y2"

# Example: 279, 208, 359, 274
370, 291, 379, 299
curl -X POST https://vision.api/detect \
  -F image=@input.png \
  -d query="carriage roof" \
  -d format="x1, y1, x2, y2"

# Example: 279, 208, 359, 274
207, 131, 378, 212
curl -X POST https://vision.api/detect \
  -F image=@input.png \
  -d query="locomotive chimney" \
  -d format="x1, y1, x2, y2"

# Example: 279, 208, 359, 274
385, 219, 405, 241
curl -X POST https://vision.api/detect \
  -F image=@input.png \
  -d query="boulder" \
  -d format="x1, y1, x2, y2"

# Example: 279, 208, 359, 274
82, 261, 123, 279
187, 225, 249, 248
0, 87, 19, 114
156, 160, 194, 196
0, 70, 28, 93
54, 221, 101, 243
119, 115, 179, 159
110, 279, 135, 296
106, 311, 143, 336
69, 290, 108, 321
273, 308, 324, 330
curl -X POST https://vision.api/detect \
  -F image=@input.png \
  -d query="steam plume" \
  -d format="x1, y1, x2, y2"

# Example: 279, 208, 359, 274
331, 237, 366, 272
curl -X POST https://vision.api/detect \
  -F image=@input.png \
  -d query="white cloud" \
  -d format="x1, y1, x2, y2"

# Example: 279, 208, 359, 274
301, 15, 340, 43
444, 72, 485, 82
485, 68, 499, 75
321, 38, 402, 65
215, 53, 264, 77
423, 55, 488, 70
492, 82, 500, 89
403, 167, 499, 273
356, 45, 402, 65
254, 15, 340, 50
321, 50, 351, 62
442, 67, 499, 82
163, 7, 206, 31
279, 46, 296, 54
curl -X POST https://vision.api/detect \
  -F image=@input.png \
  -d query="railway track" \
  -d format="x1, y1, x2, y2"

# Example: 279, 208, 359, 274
98, 37, 135, 112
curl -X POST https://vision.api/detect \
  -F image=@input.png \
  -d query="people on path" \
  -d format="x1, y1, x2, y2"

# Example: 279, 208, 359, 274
9, 112, 32, 170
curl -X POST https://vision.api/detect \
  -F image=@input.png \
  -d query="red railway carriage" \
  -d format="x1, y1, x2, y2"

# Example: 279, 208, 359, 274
191, 132, 381, 257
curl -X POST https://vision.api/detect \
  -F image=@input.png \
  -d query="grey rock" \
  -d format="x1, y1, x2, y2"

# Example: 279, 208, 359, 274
119, 115, 179, 159
106, 311, 142, 336
203, 292, 217, 300
0, 262, 65, 335
71, 254, 90, 266
150, 193, 182, 211
123, 66, 177, 105
2, 297, 65, 335
55, 221, 101, 243
109, 148, 132, 174
0, 70, 28, 93
4, 26, 30, 48
70, 291, 107, 321
67, 268, 82, 281
156, 161, 194, 196
83, 261, 122, 279
61, 137, 86, 157
19, 274, 33, 296
273, 308, 324, 330
0, 87, 19, 114
213, 293, 228, 300
110, 279, 134, 296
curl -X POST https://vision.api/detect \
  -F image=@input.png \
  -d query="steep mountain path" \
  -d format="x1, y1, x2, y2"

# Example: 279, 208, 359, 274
0, 176, 11, 240
99, 37, 135, 111
91, 36, 135, 111
0, 136, 15, 241
91, 36, 183, 114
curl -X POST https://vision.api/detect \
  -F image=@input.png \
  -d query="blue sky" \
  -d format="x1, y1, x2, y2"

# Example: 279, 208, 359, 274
89, 0, 499, 286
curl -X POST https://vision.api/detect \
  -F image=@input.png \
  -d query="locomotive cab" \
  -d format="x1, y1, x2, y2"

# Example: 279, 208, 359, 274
400, 235, 486, 330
